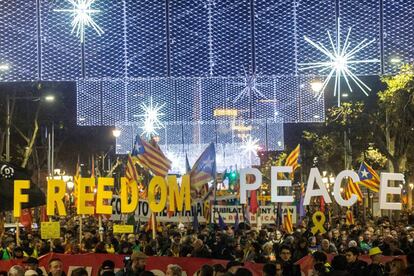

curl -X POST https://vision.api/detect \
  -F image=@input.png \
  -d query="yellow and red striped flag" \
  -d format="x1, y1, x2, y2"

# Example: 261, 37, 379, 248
190, 143, 216, 194
285, 144, 301, 174
344, 177, 363, 203
132, 136, 171, 177
346, 209, 355, 225
357, 162, 380, 193
126, 154, 139, 183
283, 208, 294, 234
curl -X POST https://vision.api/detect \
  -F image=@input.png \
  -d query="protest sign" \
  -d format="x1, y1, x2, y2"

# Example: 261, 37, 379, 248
113, 225, 134, 234
211, 205, 297, 224
40, 222, 60, 239
111, 197, 206, 223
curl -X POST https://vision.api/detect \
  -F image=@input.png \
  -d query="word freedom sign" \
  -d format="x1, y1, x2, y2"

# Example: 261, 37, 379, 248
11, 167, 406, 218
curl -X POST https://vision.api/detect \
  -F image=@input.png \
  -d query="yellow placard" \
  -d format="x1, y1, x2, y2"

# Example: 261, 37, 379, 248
113, 224, 134, 234
40, 222, 60, 239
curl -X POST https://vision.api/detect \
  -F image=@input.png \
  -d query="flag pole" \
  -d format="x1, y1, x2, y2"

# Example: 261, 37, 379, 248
98, 215, 103, 242
79, 216, 83, 247
15, 219, 20, 246
151, 212, 156, 240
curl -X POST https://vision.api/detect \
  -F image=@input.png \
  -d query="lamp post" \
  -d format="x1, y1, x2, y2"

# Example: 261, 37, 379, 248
5, 94, 55, 162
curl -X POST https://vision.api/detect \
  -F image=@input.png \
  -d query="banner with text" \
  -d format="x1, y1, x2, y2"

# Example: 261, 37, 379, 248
0, 253, 263, 276
212, 205, 297, 224
110, 197, 206, 223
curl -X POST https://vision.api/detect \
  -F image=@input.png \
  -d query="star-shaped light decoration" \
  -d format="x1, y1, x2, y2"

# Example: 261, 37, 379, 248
232, 68, 268, 103
240, 136, 260, 167
55, 0, 104, 43
138, 97, 165, 139
299, 18, 379, 106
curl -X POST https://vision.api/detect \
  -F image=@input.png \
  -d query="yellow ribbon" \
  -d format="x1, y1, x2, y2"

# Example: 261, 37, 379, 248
311, 211, 326, 234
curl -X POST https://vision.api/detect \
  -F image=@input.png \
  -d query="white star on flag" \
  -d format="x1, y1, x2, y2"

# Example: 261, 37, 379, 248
361, 169, 369, 178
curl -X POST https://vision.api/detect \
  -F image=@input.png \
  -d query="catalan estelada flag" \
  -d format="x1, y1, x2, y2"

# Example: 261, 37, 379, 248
190, 143, 216, 192
357, 162, 380, 193
125, 154, 139, 183
285, 144, 301, 173
132, 136, 171, 177
346, 209, 355, 225
344, 177, 363, 203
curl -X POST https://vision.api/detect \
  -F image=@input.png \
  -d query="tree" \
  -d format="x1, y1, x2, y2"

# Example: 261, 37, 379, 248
370, 64, 414, 174
302, 101, 373, 173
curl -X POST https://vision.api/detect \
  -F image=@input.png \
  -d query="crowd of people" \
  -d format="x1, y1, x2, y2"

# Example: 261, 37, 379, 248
0, 213, 414, 276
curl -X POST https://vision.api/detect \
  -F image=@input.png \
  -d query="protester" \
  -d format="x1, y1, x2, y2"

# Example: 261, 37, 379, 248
24, 270, 38, 276
363, 247, 384, 276
212, 264, 225, 276
115, 251, 147, 276
1, 212, 414, 276
22, 257, 43, 276
387, 258, 406, 276
99, 260, 115, 276
165, 264, 182, 276
69, 268, 87, 276
345, 247, 367, 276
262, 263, 276, 276
330, 255, 350, 276
2, 240, 15, 260
278, 245, 301, 276
48, 258, 65, 276
8, 266, 24, 276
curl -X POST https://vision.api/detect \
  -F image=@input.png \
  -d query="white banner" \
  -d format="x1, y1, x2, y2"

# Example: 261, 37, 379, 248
110, 197, 206, 223
212, 205, 297, 224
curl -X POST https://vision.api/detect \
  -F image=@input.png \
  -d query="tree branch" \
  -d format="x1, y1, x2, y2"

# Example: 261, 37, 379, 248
21, 104, 40, 168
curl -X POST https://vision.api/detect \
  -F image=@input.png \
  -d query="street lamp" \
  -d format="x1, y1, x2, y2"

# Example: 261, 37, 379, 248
44, 95, 55, 102
66, 181, 74, 191
112, 128, 121, 138
310, 81, 323, 93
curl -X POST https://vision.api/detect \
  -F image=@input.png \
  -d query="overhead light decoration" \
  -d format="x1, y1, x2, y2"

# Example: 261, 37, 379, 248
233, 69, 268, 103
299, 18, 379, 106
240, 136, 260, 166
0, 64, 10, 71
138, 97, 165, 138
213, 108, 238, 117
55, 0, 104, 43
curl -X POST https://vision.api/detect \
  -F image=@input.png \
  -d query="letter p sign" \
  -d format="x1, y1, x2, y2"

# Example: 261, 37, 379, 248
239, 168, 262, 204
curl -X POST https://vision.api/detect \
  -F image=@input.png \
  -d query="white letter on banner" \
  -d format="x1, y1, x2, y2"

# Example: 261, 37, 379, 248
380, 172, 404, 210
333, 170, 358, 207
239, 168, 262, 204
303, 168, 332, 205
271, 166, 294, 203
